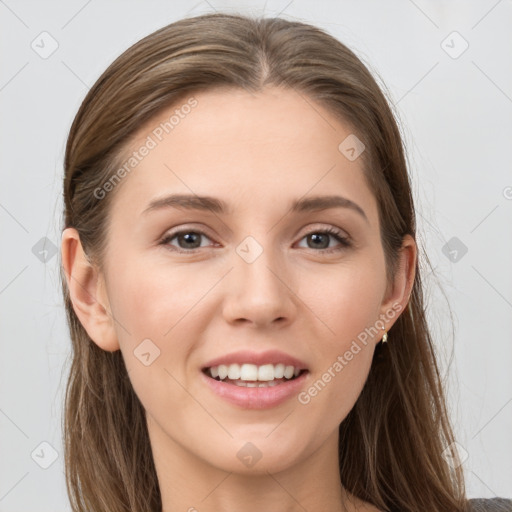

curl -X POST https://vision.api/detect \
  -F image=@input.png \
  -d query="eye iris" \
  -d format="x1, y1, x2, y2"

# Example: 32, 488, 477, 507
309, 233, 329, 249
179, 232, 201, 249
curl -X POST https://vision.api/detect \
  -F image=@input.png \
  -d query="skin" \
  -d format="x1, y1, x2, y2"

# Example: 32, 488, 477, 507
61, 86, 416, 512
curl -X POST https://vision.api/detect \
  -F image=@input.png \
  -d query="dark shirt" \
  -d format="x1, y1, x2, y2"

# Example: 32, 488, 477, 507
468, 498, 512, 511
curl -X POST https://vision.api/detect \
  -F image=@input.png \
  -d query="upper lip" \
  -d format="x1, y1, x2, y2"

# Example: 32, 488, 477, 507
202, 349, 309, 370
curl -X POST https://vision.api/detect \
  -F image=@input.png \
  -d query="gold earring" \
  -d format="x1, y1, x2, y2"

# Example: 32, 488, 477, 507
382, 330, 388, 343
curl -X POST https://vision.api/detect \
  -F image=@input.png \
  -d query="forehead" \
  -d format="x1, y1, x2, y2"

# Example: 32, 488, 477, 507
110, 86, 378, 225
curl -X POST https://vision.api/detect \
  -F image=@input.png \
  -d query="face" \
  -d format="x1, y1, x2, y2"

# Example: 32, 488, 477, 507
85, 86, 409, 475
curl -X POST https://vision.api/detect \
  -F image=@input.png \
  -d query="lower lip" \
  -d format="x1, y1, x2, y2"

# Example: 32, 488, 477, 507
200, 370, 309, 409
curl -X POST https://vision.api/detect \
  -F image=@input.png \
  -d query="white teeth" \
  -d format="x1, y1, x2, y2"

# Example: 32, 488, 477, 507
240, 364, 258, 381
232, 380, 279, 387
207, 363, 303, 382
257, 364, 274, 381
274, 363, 285, 379
227, 363, 240, 380
218, 364, 228, 380
283, 365, 295, 379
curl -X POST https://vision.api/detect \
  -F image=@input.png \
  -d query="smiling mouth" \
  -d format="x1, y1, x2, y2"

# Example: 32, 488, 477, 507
202, 363, 308, 387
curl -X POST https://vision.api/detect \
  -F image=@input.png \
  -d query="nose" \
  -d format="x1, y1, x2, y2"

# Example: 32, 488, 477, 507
222, 243, 296, 328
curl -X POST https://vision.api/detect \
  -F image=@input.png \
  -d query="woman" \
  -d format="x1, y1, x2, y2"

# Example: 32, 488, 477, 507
59, 12, 511, 512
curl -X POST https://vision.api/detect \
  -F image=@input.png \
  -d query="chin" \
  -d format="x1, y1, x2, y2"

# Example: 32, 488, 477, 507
204, 435, 309, 475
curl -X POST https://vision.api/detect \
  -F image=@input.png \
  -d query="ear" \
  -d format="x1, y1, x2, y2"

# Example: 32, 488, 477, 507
379, 234, 417, 335
60, 227, 120, 352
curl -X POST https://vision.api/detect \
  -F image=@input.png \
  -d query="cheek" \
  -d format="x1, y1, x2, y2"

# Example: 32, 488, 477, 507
107, 259, 201, 400
295, 262, 383, 420
298, 330, 375, 437
109, 266, 201, 423
302, 260, 385, 349
109, 254, 207, 343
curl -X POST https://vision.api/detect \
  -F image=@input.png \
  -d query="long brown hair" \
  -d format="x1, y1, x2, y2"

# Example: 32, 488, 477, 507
60, 12, 468, 511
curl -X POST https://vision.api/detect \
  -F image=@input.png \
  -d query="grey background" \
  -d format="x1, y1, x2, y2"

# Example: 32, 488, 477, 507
1, 0, 511, 510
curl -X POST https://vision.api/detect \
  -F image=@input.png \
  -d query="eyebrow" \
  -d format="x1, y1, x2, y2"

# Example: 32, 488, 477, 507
141, 193, 369, 223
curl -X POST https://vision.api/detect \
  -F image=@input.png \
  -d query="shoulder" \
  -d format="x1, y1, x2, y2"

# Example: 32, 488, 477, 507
467, 498, 512, 511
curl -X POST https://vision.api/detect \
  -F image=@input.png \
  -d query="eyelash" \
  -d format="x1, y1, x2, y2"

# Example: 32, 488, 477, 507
158, 226, 352, 254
